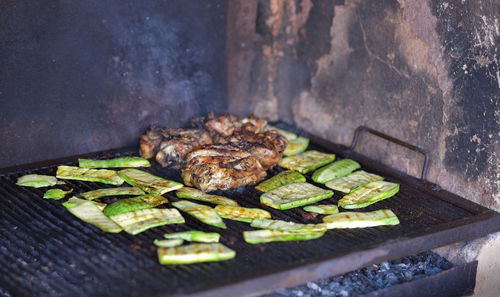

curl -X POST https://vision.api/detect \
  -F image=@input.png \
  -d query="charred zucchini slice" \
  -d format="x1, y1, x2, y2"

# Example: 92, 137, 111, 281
250, 219, 327, 233
80, 187, 146, 200
323, 209, 400, 228
176, 187, 238, 206
303, 204, 339, 214
214, 205, 271, 223
172, 200, 226, 229
78, 157, 151, 168
154, 239, 184, 248
117, 168, 183, 195
283, 137, 310, 156
16, 174, 58, 188
164, 231, 220, 243
158, 243, 236, 264
311, 159, 361, 183
243, 229, 325, 244
56, 166, 124, 185
325, 170, 384, 193
279, 150, 335, 174
103, 194, 168, 217
260, 182, 333, 210
338, 181, 399, 209
43, 188, 73, 200
63, 197, 122, 233
110, 208, 185, 235
255, 170, 306, 192
266, 125, 297, 140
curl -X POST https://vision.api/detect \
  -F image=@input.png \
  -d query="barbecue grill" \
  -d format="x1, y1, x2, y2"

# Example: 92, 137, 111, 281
1, 0, 499, 296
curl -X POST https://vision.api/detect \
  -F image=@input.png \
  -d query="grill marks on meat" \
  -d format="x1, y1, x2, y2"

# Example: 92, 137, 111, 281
139, 114, 287, 192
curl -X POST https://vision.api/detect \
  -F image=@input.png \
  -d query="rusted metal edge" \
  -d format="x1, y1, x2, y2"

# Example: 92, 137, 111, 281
170, 212, 499, 297
360, 261, 478, 297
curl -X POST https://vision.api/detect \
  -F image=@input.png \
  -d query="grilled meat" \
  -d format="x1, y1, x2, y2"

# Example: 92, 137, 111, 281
204, 113, 267, 140
139, 126, 166, 159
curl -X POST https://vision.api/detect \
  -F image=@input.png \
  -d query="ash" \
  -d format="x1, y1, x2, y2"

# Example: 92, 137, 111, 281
263, 251, 452, 297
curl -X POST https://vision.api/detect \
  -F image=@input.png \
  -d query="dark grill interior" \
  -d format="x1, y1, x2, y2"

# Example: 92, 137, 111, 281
1, 136, 499, 297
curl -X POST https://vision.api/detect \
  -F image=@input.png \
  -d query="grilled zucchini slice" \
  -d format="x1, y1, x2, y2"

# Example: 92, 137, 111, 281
154, 239, 184, 248
117, 168, 183, 195
103, 194, 168, 217
303, 204, 339, 214
63, 197, 122, 233
325, 170, 384, 193
43, 188, 73, 200
243, 229, 325, 244
323, 209, 400, 228
158, 243, 236, 264
164, 231, 220, 243
279, 150, 335, 174
56, 166, 124, 185
283, 137, 310, 156
78, 157, 150, 168
172, 200, 226, 229
266, 125, 297, 140
16, 174, 58, 188
176, 187, 238, 206
80, 187, 146, 200
250, 219, 328, 233
255, 170, 306, 192
311, 159, 360, 183
260, 182, 333, 210
110, 208, 185, 235
338, 181, 399, 209
214, 205, 271, 223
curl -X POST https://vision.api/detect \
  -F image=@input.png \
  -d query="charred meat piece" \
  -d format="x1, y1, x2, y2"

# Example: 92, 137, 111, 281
139, 126, 166, 159
204, 113, 267, 139
182, 144, 267, 192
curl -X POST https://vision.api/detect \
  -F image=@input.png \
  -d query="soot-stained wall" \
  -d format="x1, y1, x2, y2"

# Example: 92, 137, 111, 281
0, 0, 226, 168
227, 0, 499, 210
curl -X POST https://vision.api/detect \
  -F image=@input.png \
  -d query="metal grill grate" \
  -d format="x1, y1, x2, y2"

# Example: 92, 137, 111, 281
1, 140, 499, 297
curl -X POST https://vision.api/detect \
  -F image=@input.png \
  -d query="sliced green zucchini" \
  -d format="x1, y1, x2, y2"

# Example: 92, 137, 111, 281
56, 166, 124, 185
279, 150, 335, 174
338, 181, 400, 209
303, 204, 339, 214
103, 194, 168, 217
117, 168, 183, 195
110, 208, 185, 235
323, 209, 400, 228
284, 137, 310, 156
154, 239, 184, 248
78, 157, 151, 168
16, 174, 58, 188
260, 182, 333, 210
324, 170, 384, 193
80, 187, 146, 200
43, 188, 73, 200
158, 243, 236, 264
243, 229, 325, 244
311, 159, 361, 183
250, 219, 327, 233
176, 187, 238, 206
255, 170, 306, 192
64, 196, 107, 211
214, 205, 271, 223
172, 200, 226, 229
164, 231, 220, 243
63, 197, 122, 233
266, 125, 297, 140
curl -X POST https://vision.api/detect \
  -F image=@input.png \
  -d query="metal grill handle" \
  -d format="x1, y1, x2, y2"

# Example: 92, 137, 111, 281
349, 126, 429, 181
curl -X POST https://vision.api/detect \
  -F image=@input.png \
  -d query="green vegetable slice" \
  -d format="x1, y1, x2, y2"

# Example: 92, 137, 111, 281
303, 204, 339, 214
214, 205, 271, 223
110, 208, 185, 235
283, 137, 310, 156
56, 166, 124, 185
255, 170, 306, 192
64, 196, 107, 211
243, 229, 325, 244
176, 187, 238, 206
78, 157, 151, 168
164, 231, 220, 243
311, 159, 361, 183
16, 174, 58, 188
250, 219, 328, 233
43, 188, 73, 200
158, 243, 236, 264
266, 125, 297, 140
338, 181, 400, 209
260, 182, 333, 210
80, 187, 146, 200
103, 194, 168, 217
63, 197, 122, 233
172, 200, 226, 229
154, 239, 184, 248
323, 209, 400, 228
325, 170, 384, 193
117, 168, 183, 195
279, 150, 335, 174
